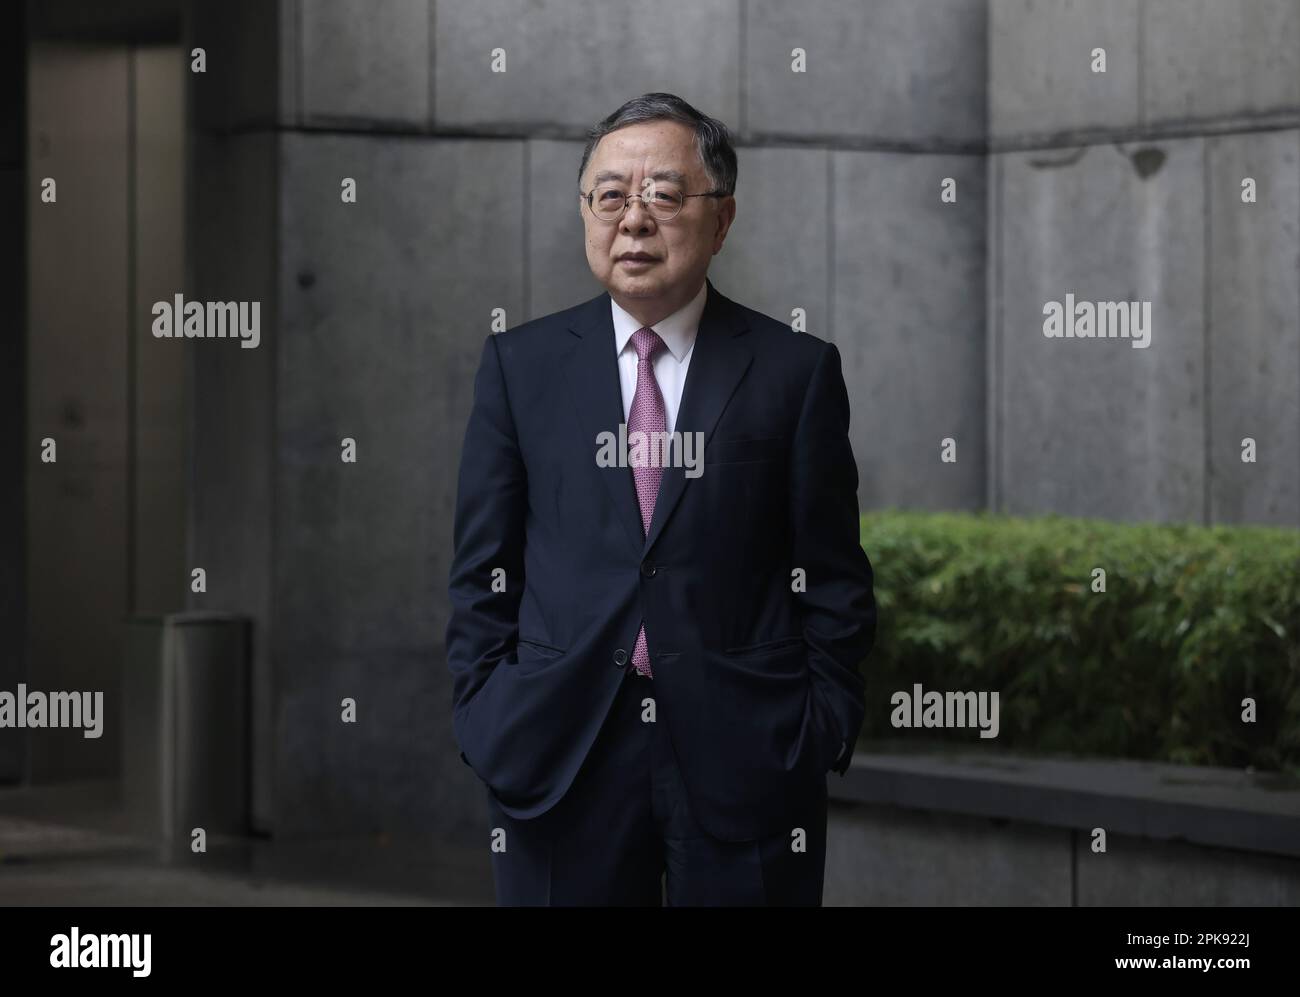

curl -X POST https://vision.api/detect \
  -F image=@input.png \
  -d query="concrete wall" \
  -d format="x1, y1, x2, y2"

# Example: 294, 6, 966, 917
0, 2, 26, 784
189, 129, 277, 829
827, 803, 1300, 906
25, 43, 131, 782
271, 132, 521, 834
988, 0, 1300, 525
132, 46, 188, 619
20, 36, 187, 787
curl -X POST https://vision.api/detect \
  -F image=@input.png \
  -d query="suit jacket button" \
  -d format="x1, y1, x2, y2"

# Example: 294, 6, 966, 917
640, 562, 657, 577
613, 648, 627, 666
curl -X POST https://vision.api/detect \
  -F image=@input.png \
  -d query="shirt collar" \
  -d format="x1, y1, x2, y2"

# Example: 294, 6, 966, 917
611, 278, 708, 362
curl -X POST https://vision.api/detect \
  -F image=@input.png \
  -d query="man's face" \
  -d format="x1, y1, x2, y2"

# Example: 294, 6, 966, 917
579, 119, 735, 314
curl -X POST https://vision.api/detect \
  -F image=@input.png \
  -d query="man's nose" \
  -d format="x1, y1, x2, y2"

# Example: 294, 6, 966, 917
620, 196, 656, 235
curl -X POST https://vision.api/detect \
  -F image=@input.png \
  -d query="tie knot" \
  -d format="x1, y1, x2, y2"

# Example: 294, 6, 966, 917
631, 327, 666, 362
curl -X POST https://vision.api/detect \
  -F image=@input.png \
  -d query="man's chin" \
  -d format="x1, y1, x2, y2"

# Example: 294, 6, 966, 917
608, 274, 664, 298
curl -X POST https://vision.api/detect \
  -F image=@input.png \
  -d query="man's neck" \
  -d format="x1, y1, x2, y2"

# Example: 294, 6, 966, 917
611, 278, 704, 329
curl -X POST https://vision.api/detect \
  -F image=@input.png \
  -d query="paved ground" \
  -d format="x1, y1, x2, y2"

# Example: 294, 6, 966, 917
0, 782, 495, 906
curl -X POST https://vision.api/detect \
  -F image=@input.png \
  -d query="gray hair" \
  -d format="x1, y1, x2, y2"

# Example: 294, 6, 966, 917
577, 92, 738, 196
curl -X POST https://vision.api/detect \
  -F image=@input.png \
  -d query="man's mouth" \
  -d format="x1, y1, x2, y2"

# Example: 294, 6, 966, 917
617, 253, 659, 264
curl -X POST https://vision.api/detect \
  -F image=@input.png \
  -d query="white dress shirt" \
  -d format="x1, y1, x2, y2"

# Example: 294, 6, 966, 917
611, 278, 708, 435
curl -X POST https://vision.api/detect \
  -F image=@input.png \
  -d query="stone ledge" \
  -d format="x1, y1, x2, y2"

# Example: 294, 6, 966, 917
831, 745, 1300, 859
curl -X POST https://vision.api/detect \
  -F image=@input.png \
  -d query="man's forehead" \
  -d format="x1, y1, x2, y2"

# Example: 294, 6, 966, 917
590, 166, 691, 187
589, 123, 700, 178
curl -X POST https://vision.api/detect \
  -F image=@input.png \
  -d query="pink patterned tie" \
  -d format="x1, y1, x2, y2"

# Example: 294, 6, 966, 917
628, 327, 667, 677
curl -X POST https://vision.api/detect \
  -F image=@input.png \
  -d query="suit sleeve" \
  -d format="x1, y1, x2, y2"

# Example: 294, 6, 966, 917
789, 340, 876, 776
445, 333, 527, 764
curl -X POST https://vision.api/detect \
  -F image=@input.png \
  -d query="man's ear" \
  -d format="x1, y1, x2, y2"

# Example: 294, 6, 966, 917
713, 195, 736, 252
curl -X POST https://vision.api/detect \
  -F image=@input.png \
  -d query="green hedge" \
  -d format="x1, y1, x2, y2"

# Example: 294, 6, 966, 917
857, 510, 1300, 775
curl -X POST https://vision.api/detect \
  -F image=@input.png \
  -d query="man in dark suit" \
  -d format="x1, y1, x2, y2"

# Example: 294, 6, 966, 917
447, 92, 875, 906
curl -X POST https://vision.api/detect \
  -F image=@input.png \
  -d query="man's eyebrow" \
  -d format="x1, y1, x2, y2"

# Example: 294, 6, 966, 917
591, 168, 689, 186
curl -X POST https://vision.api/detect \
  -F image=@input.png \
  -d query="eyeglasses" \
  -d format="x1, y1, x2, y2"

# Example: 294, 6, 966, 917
580, 180, 727, 222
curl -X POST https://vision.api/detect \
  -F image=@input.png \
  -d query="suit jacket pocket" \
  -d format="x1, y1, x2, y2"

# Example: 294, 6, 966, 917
722, 636, 808, 677
515, 637, 565, 669
724, 634, 805, 656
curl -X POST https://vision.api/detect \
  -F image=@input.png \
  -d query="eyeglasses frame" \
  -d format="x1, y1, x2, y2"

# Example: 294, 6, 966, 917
579, 182, 729, 222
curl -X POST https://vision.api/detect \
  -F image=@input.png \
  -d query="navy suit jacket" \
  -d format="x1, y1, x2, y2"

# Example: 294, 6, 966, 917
446, 277, 876, 841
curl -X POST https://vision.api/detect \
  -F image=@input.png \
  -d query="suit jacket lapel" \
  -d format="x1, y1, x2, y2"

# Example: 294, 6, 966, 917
644, 279, 752, 554
563, 290, 646, 555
